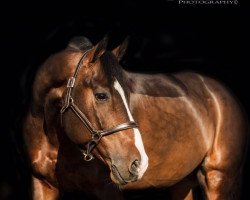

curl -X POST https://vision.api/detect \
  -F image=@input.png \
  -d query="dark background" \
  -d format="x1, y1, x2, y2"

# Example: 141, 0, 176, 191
1, 0, 250, 199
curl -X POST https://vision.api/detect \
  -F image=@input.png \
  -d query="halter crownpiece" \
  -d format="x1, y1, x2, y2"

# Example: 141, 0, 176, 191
60, 50, 138, 161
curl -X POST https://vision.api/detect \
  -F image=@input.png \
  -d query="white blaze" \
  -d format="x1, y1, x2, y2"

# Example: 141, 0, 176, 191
114, 79, 148, 179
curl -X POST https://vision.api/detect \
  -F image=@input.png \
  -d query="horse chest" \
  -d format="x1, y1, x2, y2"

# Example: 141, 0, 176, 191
128, 96, 211, 187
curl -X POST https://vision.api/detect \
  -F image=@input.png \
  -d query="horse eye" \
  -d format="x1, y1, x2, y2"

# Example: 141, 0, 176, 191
95, 93, 109, 101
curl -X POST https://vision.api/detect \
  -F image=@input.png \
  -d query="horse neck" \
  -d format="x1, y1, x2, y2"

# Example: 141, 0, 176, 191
122, 70, 148, 111
123, 69, 188, 114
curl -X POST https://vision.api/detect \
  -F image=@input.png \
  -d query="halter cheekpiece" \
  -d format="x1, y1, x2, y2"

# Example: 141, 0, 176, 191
60, 50, 138, 161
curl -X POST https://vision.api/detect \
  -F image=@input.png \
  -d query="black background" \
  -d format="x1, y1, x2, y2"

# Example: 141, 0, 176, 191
1, 0, 250, 199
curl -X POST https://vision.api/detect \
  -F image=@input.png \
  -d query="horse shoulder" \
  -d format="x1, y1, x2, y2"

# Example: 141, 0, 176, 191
197, 75, 249, 165
198, 74, 248, 138
23, 109, 58, 186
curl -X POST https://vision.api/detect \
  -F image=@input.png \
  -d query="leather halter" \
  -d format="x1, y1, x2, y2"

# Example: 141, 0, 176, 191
60, 51, 138, 161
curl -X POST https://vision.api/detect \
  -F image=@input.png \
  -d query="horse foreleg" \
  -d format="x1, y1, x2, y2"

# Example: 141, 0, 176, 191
197, 76, 248, 200
196, 117, 246, 199
32, 176, 59, 200
197, 166, 242, 200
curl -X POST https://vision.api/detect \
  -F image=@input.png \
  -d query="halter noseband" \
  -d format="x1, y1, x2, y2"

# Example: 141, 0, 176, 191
60, 51, 138, 161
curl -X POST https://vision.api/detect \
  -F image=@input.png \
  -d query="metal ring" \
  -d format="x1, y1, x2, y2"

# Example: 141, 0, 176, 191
92, 132, 102, 142
83, 151, 94, 161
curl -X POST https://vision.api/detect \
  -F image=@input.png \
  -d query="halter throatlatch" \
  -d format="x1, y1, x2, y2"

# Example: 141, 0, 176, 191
60, 51, 138, 161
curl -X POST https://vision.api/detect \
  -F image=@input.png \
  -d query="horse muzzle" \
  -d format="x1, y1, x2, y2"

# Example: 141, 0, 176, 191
110, 159, 140, 185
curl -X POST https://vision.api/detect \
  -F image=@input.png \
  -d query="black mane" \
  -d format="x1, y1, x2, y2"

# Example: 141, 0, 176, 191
100, 51, 128, 91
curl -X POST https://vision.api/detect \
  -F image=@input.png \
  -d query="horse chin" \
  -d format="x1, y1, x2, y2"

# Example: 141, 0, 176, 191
110, 172, 127, 185
110, 165, 128, 185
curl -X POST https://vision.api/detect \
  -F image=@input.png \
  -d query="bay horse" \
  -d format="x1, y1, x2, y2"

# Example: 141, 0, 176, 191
23, 36, 248, 200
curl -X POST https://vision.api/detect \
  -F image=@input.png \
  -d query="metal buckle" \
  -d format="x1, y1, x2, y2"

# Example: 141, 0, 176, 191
67, 77, 75, 88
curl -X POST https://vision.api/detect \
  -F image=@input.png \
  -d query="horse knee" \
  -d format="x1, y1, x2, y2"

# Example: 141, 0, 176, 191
206, 170, 225, 191
31, 157, 57, 188
198, 168, 241, 200
32, 176, 58, 200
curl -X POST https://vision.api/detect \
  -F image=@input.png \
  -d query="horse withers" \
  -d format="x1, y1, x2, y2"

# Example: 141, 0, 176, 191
23, 36, 248, 200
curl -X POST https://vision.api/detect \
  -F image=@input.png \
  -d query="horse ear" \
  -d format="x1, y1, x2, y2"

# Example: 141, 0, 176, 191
112, 36, 130, 62
85, 35, 108, 63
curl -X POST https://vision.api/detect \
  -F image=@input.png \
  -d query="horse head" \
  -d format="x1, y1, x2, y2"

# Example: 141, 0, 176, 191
60, 36, 148, 185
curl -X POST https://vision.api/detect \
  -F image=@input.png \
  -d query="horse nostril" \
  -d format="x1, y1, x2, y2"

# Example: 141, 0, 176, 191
129, 159, 140, 175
